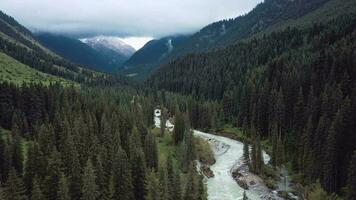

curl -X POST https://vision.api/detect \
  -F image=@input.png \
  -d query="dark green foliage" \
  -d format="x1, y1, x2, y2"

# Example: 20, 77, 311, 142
131, 148, 147, 200
81, 159, 99, 200
57, 173, 71, 200
183, 164, 206, 200
144, 133, 158, 170
30, 176, 44, 200
243, 139, 250, 165
144, 170, 162, 200
346, 151, 356, 200
173, 107, 185, 145
149, 11, 356, 195
4, 168, 28, 200
44, 148, 63, 200
0, 137, 11, 183
112, 148, 134, 200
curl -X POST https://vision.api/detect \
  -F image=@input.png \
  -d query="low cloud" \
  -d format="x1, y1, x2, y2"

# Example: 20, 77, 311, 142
0, 0, 262, 38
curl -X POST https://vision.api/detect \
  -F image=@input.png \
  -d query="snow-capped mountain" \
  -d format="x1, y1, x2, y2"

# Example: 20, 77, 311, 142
81, 36, 136, 58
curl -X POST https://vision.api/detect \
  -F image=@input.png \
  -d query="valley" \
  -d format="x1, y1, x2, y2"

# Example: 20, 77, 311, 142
0, 0, 355, 199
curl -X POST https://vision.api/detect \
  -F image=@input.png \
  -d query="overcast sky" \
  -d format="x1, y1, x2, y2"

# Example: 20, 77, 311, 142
0, 0, 262, 49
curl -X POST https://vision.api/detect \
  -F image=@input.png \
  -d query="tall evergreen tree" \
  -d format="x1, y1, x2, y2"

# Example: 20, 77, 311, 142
160, 106, 167, 137
144, 170, 162, 200
144, 133, 158, 170
346, 151, 356, 200
112, 148, 134, 200
132, 148, 147, 200
173, 107, 185, 145
243, 139, 250, 165
81, 159, 99, 200
44, 148, 63, 200
30, 176, 44, 200
57, 173, 71, 200
4, 168, 28, 200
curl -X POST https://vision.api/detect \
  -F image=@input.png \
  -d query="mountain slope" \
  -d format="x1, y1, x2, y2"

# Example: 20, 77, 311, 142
36, 33, 128, 72
0, 52, 74, 85
120, 35, 189, 80
168, 0, 330, 58
0, 10, 134, 86
122, 0, 332, 80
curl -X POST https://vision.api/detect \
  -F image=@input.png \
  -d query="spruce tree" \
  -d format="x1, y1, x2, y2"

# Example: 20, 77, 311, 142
44, 148, 63, 200
132, 148, 147, 200
12, 134, 24, 175
4, 168, 28, 200
159, 167, 169, 200
0, 137, 11, 183
322, 121, 338, 193
112, 148, 134, 200
160, 106, 167, 137
144, 170, 162, 200
346, 151, 356, 200
81, 159, 99, 200
0, 187, 5, 200
243, 139, 250, 165
30, 176, 44, 200
57, 173, 71, 200
173, 107, 185, 145
144, 133, 158, 170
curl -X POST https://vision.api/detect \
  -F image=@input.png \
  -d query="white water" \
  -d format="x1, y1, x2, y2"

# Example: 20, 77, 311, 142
154, 109, 272, 200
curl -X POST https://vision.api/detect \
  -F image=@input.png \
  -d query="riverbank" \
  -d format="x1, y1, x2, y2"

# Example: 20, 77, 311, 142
207, 127, 299, 200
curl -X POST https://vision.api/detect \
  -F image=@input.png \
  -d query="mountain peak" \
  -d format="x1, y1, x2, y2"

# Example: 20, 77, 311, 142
81, 36, 136, 57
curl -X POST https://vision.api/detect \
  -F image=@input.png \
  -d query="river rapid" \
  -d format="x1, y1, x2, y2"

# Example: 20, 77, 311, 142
154, 109, 283, 200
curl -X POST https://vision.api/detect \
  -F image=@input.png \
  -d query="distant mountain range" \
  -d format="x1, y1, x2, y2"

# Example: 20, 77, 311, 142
121, 0, 331, 80
36, 34, 135, 73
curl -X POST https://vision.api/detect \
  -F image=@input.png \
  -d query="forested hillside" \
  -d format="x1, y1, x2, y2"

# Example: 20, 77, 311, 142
149, 6, 356, 199
0, 11, 134, 86
121, 35, 189, 80
0, 83, 208, 200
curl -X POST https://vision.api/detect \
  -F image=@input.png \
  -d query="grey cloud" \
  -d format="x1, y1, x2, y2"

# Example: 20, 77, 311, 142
0, 0, 262, 38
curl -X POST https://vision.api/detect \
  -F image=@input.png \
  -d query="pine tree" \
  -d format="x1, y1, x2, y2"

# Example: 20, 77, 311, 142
256, 134, 264, 174
173, 107, 185, 145
30, 176, 44, 200
12, 134, 24, 175
24, 143, 45, 195
112, 148, 134, 200
144, 170, 162, 200
346, 151, 356, 200
0, 187, 5, 200
322, 120, 338, 193
159, 167, 169, 200
183, 163, 204, 200
243, 139, 250, 165
81, 159, 99, 200
160, 106, 167, 137
44, 148, 63, 200
0, 137, 11, 183
4, 168, 28, 200
132, 148, 147, 200
144, 133, 158, 170
167, 154, 181, 200
57, 173, 71, 200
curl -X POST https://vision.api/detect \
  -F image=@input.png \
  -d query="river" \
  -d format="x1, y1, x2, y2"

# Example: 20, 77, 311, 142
154, 108, 283, 200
